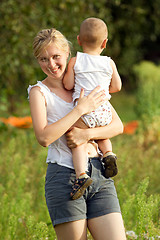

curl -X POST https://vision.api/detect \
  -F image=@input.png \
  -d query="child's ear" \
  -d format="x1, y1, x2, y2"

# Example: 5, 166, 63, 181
77, 35, 82, 46
101, 38, 108, 49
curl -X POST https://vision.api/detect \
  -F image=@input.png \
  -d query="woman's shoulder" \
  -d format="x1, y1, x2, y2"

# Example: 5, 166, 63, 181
28, 81, 45, 93
27, 81, 49, 104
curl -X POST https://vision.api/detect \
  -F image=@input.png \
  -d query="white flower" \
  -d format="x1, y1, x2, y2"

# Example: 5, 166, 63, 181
126, 230, 138, 239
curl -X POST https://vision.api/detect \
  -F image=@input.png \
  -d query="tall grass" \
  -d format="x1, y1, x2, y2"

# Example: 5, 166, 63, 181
0, 127, 56, 239
0, 123, 160, 239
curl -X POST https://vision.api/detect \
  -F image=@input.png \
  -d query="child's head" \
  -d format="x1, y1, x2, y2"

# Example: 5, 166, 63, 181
78, 17, 108, 50
33, 28, 71, 59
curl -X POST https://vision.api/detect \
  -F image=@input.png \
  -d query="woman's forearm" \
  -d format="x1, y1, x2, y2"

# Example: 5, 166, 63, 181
39, 107, 92, 147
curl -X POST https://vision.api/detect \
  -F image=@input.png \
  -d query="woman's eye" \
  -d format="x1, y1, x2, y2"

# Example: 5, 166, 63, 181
54, 55, 60, 59
40, 58, 47, 62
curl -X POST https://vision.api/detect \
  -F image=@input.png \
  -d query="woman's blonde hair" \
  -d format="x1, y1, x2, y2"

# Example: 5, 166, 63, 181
33, 28, 71, 59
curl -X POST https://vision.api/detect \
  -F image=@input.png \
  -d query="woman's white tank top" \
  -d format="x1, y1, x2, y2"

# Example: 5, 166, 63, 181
28, 81, 75, 169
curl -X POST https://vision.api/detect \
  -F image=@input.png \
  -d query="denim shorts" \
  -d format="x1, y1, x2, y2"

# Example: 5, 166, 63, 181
45, 157, 121, 227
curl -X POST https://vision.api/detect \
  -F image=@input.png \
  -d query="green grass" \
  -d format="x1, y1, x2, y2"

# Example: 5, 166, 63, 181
110, 90, 138, 123
0, 91, 160, 239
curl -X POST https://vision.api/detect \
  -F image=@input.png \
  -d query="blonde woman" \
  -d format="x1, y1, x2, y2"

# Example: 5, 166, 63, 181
28, 28, 126, 240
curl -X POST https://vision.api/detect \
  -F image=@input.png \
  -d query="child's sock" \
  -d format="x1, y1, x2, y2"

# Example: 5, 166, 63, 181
103, 151, 116, 158
78, 173, 89, 179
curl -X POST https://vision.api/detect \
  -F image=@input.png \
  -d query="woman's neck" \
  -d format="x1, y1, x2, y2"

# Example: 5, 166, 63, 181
43, 76, 64, 90
42, 76, 73, 103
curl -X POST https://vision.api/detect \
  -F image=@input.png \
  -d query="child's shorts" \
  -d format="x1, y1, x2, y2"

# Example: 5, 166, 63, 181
81, 101, 112, 128
45, 157, 121, 227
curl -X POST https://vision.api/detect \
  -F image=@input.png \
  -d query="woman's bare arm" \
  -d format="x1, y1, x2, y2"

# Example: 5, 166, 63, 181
29, 86, 105, 147
66, 105, 123, 148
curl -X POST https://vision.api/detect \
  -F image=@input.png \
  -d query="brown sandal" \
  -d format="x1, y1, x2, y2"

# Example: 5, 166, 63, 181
71, 177, 93, 200
102, 153, 118, 178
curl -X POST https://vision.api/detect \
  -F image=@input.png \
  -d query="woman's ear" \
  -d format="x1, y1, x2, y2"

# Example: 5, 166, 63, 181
101, 38, 108, 49
77, 35, 82, 46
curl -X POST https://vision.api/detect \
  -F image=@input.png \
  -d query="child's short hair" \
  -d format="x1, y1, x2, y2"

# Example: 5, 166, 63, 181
79, 18, 108, 48
33, 28, 71, 58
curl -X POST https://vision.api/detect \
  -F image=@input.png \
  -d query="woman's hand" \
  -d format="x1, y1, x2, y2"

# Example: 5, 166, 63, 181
76, 86, 106, 115
66, 127, 89, 148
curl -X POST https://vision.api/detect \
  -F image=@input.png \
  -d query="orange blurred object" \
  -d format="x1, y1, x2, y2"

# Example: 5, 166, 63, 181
0, 116, 32, 128
0, 116, 139, 133
124, 120, 139, 134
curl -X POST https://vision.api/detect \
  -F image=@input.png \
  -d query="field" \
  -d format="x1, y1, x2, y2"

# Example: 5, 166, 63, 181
0, 90, 160, 240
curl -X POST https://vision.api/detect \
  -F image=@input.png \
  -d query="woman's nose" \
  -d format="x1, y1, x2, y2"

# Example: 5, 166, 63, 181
48, 58, 55, 67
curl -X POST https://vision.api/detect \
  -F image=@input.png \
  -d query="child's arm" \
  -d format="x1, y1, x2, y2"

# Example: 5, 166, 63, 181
63, 57, 76, 90
109, 59, 122, 93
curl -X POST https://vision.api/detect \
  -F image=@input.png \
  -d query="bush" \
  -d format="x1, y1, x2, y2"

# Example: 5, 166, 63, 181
134, 61, 160, 121
121, 177, 160, 238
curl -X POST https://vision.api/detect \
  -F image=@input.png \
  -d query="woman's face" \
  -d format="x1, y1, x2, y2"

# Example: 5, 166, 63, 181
38, 42, 69, 80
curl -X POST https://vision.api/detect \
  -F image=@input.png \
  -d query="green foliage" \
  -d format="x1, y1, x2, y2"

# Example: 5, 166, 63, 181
26, 216, 48, 240
0, 118, 160, 239
120, 178, 160, 238
0, 128, 55, 239
0, 0, 160, 112
134, 61, 160, 121
134, 61, 160, 147
136, 115, 160, 149
110, 90, 138, 122
0, 90, 160, 239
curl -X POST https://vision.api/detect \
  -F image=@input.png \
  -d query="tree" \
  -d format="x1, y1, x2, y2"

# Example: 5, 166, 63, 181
0, 0, 160, 112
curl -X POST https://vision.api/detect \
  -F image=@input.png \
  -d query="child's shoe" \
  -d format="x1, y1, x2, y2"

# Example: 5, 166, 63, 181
102, 152, 118, 178
70, 173, 93, 200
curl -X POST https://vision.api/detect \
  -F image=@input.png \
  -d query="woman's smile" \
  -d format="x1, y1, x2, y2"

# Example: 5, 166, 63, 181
48, 65, 60, 74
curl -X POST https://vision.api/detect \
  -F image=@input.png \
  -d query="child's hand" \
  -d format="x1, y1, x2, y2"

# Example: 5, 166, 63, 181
76, 86, 106, 115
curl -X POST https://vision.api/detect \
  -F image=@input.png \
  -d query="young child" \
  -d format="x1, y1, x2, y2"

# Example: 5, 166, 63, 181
63, 17, 122, 200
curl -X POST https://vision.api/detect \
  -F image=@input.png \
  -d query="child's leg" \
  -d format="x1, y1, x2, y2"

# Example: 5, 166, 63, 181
97, 139, 118, 178
71, 142, 93, 200
70, 117, 93, 200
72, 143, 87, 178
96, 139, 112, 156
